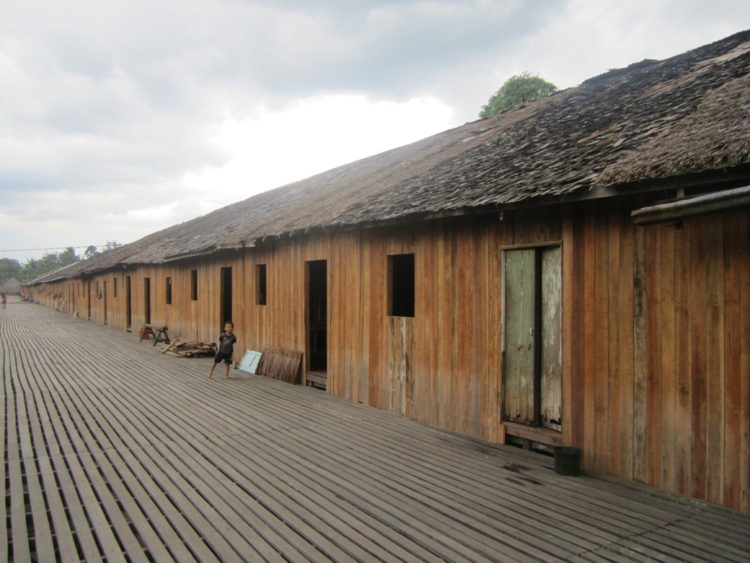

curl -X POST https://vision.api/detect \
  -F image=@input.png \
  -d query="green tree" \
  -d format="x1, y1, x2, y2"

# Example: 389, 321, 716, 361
58, 247, 78, 267
480, 72, 558, 118
84, 245, 99, 260
0, 258, 21, 284
16, 247, 81, 282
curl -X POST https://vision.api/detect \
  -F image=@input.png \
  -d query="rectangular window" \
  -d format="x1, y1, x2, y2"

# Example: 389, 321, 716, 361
256, 264, 267, 305
502, 245, 562, 431
166, 277, 173, 305
388, 253, 415, 317
190, 269, 198, 301
113, 277, 118, 298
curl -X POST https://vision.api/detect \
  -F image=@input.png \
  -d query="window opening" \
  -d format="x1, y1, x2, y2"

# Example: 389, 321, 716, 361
388, 253, 415, 317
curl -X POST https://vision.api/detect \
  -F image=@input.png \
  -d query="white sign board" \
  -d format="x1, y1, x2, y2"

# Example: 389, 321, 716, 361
238, 350, 262, 374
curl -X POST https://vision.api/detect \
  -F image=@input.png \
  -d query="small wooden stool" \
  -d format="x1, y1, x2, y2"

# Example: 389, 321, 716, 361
139, 324, 170, 346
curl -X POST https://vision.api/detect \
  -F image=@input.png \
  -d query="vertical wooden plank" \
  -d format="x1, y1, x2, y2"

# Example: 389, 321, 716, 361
331, 236, 346, 399
436, 227, 454, 429
540, 246, 562, 431
705, 217, 725, 505
346, 233, 358, 400
607, 210, 622, 474
645, 227, 662, 488
404, 317, 415, 420
455, 228, 470, 433
502, 248, 536, 425
433, 228, 445, 425
469, 226, 484, 437
572, 211, 587, 448
387, 317, 402, 415
412, 225, 433, 425
660, 225, 677, 493
594, 211, 609, 472
690, 219, 708, 502
674, 221, 692, 496
359, 231, 370, 406
618, 213, 635, 480
561, 213, 576, 445
327, 240, 337, 396
632, 223, 648, 483
237, 254, 246, 357
739, 211, 750, 514
722, 213, 742, 509
449, 229, 462, 431
583, 210, 597, 468
368, 235, 385, 409
481, 222, 499, 442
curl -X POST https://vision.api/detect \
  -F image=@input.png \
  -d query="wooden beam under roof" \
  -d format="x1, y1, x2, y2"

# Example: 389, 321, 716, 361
631, 185, 750, 225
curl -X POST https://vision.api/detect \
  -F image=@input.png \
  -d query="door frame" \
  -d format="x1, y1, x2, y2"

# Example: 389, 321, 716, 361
220, 266, 233, 326
144, 277, 151, 325
500, 241, 563, 433
305, 259, 328, 375
125, 275, 132, 329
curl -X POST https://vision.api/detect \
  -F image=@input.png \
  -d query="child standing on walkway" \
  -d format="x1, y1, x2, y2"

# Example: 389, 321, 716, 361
208, 321, 237, 380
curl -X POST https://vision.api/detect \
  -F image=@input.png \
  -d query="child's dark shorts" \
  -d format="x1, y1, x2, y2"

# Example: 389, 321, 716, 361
214, 352, 232, 365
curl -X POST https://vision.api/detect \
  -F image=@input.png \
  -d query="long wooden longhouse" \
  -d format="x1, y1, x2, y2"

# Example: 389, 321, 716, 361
27, 32, 750, 514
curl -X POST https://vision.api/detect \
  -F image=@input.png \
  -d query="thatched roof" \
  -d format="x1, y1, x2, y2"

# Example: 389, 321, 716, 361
28, 261, 84, 285
30, 30, 750, 283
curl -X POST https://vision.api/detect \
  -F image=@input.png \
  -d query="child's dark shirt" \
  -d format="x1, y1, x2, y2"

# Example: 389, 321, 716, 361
218, 333, 237, 354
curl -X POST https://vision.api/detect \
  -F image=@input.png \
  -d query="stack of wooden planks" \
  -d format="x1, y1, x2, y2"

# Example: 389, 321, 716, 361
256, 347, 303, 384
160, 338, 216, 358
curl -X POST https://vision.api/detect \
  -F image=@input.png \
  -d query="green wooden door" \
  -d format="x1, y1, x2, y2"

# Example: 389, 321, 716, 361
503, 249, 537, 424
503, 246, 562, 430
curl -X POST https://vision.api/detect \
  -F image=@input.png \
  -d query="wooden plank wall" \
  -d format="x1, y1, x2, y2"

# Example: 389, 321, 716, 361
25, 202, 750, 513
633, 208, 750, 512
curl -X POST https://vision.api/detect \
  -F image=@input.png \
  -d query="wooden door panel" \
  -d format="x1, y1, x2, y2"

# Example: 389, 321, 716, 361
541, 246, 562, 430
503, 249, 536, 424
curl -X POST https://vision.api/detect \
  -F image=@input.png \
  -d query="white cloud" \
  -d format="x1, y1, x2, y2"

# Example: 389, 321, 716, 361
182, 94, 454, 209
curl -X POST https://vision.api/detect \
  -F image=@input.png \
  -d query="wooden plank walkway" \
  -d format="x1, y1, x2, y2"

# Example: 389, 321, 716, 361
1, 297, 749, 562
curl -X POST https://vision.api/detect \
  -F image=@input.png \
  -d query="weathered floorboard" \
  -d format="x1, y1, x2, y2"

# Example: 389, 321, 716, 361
1, 299, 749, 561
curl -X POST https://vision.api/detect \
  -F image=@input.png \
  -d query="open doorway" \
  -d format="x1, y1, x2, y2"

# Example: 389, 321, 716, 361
306, 260, 327, 388
125, 276, 132, 329
144, 277, 151, 325
220, 267, 233, 326
87, 281, 92, 320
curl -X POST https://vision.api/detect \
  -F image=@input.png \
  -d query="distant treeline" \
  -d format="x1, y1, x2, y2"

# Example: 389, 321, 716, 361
0, 242, 120, 285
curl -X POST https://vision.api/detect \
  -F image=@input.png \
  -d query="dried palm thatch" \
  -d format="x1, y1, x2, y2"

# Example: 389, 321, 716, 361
29, 31, 750, 284
256, 347, 303, 384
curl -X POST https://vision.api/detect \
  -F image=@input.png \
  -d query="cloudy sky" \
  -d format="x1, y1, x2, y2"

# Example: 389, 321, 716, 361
1, 0, 749, 262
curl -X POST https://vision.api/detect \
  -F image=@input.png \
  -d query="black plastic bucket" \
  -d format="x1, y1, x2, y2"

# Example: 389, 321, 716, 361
554, 447, 581, 476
